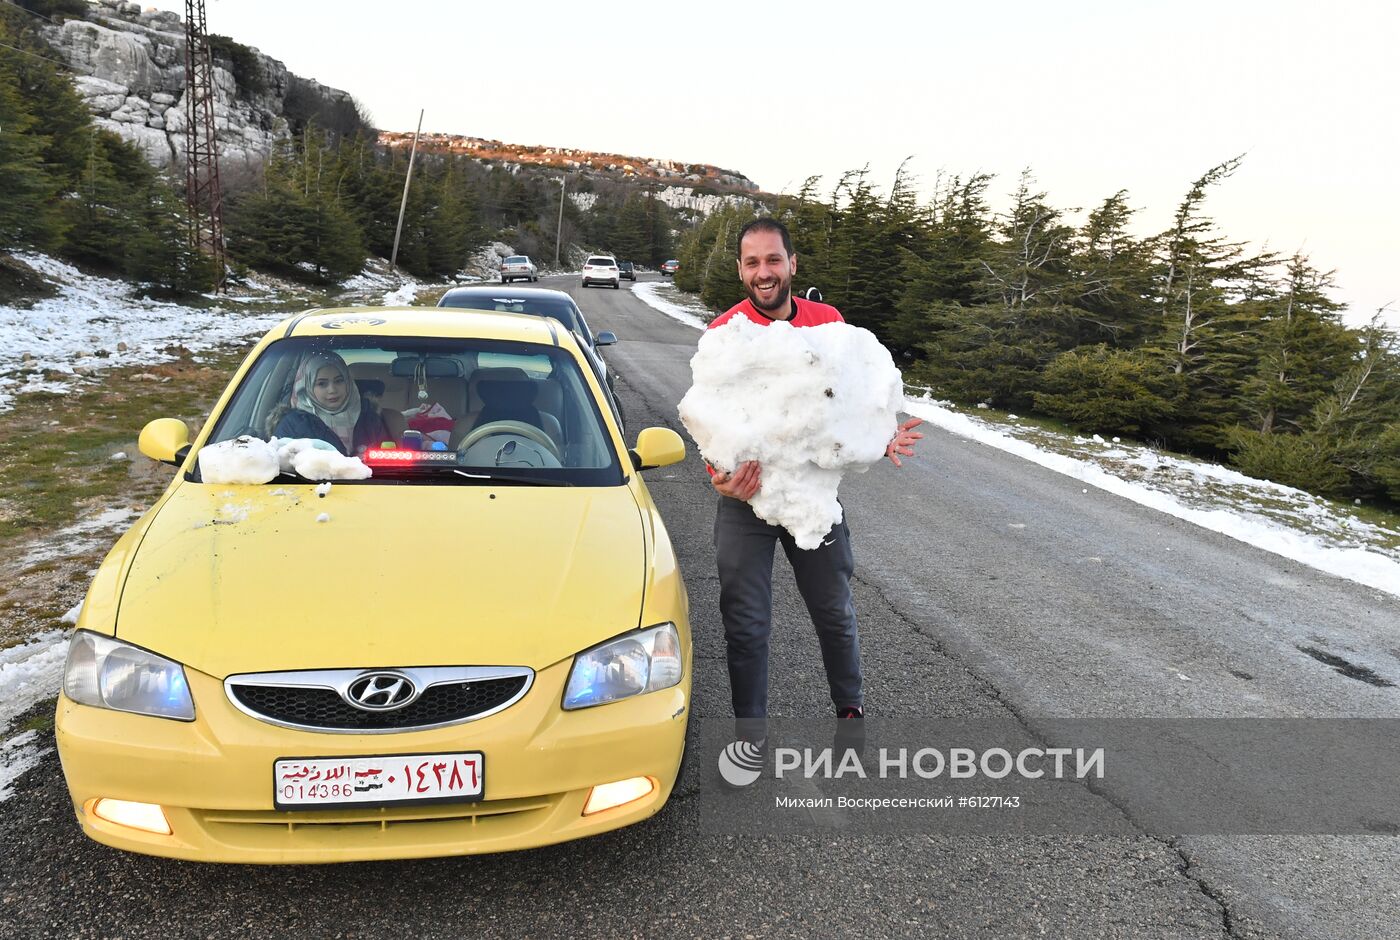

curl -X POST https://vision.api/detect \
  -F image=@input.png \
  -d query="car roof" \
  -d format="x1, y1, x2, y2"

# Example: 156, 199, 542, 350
438, 285, 577, 303
272, 306, 575, 348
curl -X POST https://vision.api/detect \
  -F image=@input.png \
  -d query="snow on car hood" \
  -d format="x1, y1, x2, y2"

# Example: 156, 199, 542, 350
113, 480, 645, 676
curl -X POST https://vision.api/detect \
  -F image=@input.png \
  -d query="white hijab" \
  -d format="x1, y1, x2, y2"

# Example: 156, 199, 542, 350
289, 352, 361, 452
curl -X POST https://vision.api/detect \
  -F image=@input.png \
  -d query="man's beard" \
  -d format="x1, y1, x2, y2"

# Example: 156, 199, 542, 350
744, 273, 792, 313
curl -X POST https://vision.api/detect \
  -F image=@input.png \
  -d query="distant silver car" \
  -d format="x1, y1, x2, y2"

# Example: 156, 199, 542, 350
581, 255, 620, 289
500, 255, 538, 283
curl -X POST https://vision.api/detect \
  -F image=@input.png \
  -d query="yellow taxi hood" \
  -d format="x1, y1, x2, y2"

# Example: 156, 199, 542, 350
113, 481, 646, 677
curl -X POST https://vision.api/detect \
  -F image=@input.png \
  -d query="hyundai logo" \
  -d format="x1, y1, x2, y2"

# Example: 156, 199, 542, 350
345, 672, 418, 711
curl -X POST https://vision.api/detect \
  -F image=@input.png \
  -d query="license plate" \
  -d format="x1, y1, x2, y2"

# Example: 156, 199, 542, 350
274, 752, 484, 810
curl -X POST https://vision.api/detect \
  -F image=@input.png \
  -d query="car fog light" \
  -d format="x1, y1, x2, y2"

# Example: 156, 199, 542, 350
89, 798, 171, 835
583, 776, 655, 816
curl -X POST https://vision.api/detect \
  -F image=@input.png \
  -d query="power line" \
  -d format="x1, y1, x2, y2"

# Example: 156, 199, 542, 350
0, 38, 91, 75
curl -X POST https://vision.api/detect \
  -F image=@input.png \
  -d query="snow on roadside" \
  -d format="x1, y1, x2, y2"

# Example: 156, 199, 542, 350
631, 280, 711, 330
0, 252, 283, 412
0, 630, 68, 802
18, 506, 138, 570
904, 395, 1400, 598
1, 501, 139, 801
631, 286, 1400, 597
0, 730, 47, 802
0, 631, 67, 732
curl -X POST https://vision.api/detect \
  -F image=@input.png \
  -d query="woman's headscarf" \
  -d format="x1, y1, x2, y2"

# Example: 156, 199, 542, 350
289, 351, 361, 453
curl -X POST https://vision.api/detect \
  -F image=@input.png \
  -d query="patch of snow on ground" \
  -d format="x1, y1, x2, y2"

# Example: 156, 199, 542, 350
0, 252, 283, 412
0, 630, 68, 802
631, 280, 710, 330
0, 631, 67, 731
18, 507, 138, 569
903, 394, 1400, 598
382, 282, 418, 306
0, 730, 48, 803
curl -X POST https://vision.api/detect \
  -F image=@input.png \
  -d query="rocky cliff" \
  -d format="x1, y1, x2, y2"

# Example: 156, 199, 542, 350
381, 131, 763, 194
38, 0, 355, 170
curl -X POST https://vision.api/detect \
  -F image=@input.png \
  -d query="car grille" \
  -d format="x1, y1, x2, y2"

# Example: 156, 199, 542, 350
225, 668, 532, 733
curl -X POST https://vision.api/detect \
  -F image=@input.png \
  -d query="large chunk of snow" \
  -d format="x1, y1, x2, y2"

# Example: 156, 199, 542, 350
272, 436, 336, 474
679, 317, 903, 549
198, 435, 279, 484
291, 448, 372, 481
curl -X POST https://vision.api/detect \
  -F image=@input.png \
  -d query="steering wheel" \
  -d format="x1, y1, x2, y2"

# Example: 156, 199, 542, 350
456, 420, 562, 461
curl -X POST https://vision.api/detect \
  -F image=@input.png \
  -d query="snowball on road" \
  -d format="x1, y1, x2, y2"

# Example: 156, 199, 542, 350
679, 316, 903, 549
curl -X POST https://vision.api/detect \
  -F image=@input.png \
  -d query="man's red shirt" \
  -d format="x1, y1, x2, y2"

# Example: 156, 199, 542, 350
708, 296, 845, 330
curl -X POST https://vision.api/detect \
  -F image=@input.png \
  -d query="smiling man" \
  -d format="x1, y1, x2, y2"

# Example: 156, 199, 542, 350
707, 218, 923, 739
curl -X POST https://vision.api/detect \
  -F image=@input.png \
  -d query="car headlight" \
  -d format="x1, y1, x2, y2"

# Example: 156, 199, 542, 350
562, 623, 682, 710
63, 630, 195, 721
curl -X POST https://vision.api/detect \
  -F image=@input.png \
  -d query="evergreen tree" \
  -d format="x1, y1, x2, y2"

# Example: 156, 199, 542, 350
1068, 191, 1156, 348
0, 41, 62, 249
1238, 255, 1355, 433
1146, 156, 1274, 449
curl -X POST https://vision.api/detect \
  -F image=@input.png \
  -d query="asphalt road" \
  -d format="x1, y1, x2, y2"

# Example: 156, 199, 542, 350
3, 274, 1397, 939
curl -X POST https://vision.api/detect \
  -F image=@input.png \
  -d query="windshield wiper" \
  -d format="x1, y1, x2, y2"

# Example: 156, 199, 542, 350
451, 469, 573, 487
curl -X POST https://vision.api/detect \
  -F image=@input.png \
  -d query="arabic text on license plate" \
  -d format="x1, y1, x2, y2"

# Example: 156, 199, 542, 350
274, 752, 484, 809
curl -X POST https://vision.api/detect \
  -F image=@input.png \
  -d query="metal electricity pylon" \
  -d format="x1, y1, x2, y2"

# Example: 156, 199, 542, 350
184, 0, 225, 287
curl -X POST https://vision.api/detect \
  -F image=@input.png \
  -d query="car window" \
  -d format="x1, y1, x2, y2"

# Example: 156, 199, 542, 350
438, 292, 582, 335
586, 257, 615, 266
504, 256, 528, 264
203, 336, 623, 486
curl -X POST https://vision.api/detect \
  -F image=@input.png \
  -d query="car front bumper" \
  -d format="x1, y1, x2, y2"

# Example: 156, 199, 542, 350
55, 659, 688, 863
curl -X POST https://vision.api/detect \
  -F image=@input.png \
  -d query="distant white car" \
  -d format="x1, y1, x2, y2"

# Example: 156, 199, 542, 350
581, 255, 621, 289
500, 255, 538, 283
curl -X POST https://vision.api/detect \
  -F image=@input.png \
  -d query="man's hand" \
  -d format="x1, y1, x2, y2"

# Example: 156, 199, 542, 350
712, 460, 762, 500
885, 417, 924, 467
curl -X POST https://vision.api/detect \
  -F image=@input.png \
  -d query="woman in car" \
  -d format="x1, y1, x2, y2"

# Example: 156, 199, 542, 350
271, 351, 389, 456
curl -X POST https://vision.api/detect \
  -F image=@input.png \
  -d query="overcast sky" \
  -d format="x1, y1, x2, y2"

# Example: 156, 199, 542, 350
156, 0, 1397, 325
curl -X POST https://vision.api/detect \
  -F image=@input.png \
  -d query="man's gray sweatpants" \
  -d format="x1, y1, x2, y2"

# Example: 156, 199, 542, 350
713, 495, 864, 719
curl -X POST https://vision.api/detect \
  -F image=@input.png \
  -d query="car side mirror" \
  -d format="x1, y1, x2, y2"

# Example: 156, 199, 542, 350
139, 418, 191, 467
629, 427, 685, 471
596, 331, 617, 347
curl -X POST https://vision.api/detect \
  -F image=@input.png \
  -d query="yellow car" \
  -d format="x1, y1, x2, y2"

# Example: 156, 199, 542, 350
55, 307, 691, 863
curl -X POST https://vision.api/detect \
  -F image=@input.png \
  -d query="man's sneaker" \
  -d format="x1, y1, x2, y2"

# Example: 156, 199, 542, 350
834, 705, 866, 757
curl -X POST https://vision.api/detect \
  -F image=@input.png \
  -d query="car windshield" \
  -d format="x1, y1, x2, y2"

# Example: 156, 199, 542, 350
202, 336, 623, 486
438, 291, 586, 341
504, 256, 528, 264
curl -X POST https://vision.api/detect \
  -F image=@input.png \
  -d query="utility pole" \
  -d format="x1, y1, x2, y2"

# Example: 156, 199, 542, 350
390, 109, 423, 275
554, 176, 566, 266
